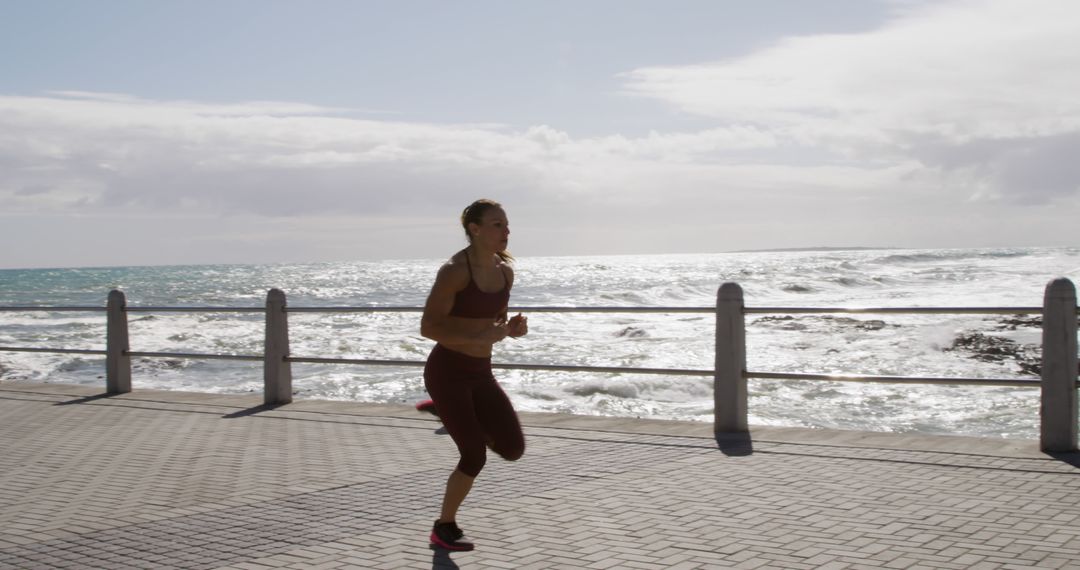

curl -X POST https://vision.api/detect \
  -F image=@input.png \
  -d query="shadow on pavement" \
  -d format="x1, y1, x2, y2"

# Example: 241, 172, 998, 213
1046, 451, 1080, 469
430, 546, 461, 569
53, 393, 117, 405
222, 403, 284, 418
715, 431, 754, 456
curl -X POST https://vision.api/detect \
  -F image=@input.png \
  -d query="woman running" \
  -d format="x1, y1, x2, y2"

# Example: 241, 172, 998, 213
419, 199, 528, 551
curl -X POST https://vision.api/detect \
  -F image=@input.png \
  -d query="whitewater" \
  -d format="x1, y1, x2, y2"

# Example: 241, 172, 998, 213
1, 246, 1077, 440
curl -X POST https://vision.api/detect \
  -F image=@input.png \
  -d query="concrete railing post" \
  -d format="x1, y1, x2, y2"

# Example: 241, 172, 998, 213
264, 288, 292, 406
715, 282, 748, 433
1040, 278, 1078, 452
106, 289, 131, 394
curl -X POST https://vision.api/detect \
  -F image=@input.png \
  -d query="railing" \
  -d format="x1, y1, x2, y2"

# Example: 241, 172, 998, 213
1, 280, 1077, 451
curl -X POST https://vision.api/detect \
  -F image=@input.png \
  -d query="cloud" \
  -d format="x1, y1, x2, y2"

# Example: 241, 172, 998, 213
3, 0, 1079, 268
3, 88, 951, 267
0, 92, 537, 217
0, 90, 845, 223
619, 0, 1080, 203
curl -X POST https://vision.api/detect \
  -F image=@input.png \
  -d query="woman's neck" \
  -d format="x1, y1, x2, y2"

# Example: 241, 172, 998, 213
466, 244, 497, 267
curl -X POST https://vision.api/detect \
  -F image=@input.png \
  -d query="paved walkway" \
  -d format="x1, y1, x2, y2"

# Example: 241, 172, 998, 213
1, 382, 1079, 570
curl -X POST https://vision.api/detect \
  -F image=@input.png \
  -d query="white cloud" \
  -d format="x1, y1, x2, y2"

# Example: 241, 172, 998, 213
620, 0, 1080, 202
1, 88, 945, 267
0, 91, 851, 223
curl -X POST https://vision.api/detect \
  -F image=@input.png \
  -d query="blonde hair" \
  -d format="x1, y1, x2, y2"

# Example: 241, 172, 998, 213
461, 199, 514, 262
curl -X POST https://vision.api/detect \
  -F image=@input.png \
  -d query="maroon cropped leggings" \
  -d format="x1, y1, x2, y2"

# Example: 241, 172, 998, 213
424, 344, 525, 477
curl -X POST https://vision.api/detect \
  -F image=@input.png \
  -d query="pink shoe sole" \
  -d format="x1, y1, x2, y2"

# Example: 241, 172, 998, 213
415, 399, 439, 417
429, 531, 474, 551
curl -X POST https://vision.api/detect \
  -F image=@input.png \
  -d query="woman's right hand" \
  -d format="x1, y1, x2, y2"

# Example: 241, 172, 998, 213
507, 313, 528, 337
480, 320, 510, 344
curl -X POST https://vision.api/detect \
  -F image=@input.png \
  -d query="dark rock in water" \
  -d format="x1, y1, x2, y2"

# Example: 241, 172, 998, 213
946, 332, 1042, 375
751, 315, 807, 331
615, 326, 648, 338
995, 315, 1080, 331
855, 319, 887, 331
752, 315, 893, 332
782, 284, 813, 293
754, 316, 795, 323
995, 316, 1042, 330
821, 316, 895, 330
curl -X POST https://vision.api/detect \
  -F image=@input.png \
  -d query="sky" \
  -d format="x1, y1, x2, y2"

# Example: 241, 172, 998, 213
2, 0, 1079, 269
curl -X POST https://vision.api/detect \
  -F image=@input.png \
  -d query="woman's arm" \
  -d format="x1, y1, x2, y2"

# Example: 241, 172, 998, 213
503, 265, 528, 338
420, 262, 508, 346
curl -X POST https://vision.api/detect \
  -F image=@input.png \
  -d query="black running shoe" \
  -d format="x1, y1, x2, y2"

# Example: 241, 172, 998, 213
430, 520, 474, 551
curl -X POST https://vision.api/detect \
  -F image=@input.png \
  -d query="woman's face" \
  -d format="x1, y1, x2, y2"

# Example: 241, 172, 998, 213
470, 207, 510, 251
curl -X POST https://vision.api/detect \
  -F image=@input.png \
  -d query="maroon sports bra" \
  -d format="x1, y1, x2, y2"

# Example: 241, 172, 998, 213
449, 252, 510, 319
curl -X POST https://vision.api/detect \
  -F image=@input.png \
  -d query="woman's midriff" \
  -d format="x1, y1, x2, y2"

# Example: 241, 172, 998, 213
440, 316, 500, 358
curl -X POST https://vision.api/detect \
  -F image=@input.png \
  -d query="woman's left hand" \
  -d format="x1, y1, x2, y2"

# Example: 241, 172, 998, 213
507, 313, 528, 338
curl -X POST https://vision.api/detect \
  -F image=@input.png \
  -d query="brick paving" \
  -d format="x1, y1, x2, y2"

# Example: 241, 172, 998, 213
1, 382, 1079, 569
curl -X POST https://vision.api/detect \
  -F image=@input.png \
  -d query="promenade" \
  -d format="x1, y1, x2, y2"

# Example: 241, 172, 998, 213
2, 382, 1079, 569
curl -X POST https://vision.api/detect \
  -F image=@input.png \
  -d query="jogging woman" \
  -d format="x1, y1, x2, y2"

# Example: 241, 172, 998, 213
419, 199, 528, 551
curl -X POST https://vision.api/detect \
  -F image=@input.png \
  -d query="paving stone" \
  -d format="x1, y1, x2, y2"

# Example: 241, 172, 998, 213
2, 382, 1080, 569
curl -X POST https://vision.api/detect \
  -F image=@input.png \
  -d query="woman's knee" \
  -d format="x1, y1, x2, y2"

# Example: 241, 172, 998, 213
457, 447, 487, 477
494, 439, 525, 462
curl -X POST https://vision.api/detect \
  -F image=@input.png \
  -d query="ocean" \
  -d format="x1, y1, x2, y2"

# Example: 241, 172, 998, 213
2, 246, 1078, 440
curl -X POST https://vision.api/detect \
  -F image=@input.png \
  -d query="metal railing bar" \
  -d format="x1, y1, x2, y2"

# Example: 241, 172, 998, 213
508, 306, 714, 314
3, 305, 1076, 315
0, 307, 106, 312
496, 362, 713, 376
125, 307, 266, 313
287, 356, 425, 366
285, 306, 715, 314
287, 355, 715, 376
746, 370, 1043, 387
287, 355, 1050, 385
2, 343, 1050, 388
283, 305, 1057, 315
746, 307, 1044, 315
0, 346, 107, 355
126, 351, 263, 362
287, 307, 424, 313
494, 362, 712, 375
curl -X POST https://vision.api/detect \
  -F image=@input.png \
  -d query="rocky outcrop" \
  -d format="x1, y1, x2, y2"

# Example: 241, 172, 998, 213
946, 332, 1042, 376
945, 315, 1080, 376
751, 315, 893, 331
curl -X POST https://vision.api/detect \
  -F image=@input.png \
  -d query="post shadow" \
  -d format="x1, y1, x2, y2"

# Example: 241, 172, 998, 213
715, 431, 754, 456
54, 393, 118, 406
223, 403, 285, 418
1046, 451, 1080, 469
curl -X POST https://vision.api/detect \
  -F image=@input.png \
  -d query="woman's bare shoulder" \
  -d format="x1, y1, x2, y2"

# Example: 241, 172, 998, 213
499, 257, 515, 283
435, 251, 470, 286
